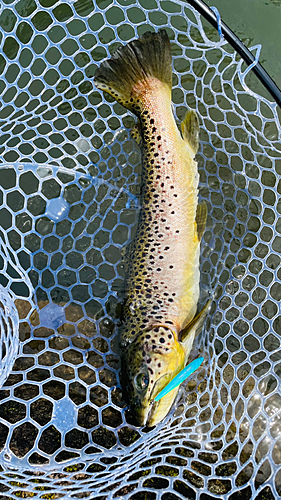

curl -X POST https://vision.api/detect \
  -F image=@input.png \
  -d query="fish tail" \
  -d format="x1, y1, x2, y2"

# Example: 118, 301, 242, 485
94, 29, 172, 113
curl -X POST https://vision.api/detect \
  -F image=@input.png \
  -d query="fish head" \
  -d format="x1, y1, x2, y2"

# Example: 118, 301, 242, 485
121, 325, 186, 427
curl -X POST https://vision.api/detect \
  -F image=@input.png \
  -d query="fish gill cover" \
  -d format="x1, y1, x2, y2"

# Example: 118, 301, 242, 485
0, 0, 279, 499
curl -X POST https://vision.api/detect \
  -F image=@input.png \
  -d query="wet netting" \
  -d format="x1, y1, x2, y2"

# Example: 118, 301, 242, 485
0, 0, 280, 498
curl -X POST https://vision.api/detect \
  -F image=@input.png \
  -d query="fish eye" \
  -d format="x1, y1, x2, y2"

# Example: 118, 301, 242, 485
135, 372, 149, 390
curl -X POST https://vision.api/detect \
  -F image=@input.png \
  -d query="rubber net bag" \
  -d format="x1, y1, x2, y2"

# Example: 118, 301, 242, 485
0, 1, 280, 499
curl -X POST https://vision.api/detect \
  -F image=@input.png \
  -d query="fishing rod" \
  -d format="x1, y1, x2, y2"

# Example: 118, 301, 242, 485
187, 0, 281, 108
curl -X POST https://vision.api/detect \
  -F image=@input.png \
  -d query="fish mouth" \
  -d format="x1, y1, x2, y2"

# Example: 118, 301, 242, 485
146, 399, 159, 427
131, 400, 158, 428
131, 396, 172, 428
130, 403, 151, 427
144, 374, 172, 427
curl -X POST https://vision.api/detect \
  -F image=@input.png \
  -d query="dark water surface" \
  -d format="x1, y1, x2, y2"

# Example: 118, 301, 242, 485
206, 0, 281, 90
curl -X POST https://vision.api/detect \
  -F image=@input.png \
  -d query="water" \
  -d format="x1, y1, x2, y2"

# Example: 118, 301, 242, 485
206, 0, 281, 89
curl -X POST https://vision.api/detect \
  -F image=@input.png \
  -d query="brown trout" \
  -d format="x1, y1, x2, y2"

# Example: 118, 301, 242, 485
94, 30, 209, 427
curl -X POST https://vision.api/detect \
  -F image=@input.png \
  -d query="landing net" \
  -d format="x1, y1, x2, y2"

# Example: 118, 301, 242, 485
0, 1, 280, 499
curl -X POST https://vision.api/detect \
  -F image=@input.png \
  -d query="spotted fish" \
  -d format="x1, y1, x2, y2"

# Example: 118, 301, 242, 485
94, 29, 209, 427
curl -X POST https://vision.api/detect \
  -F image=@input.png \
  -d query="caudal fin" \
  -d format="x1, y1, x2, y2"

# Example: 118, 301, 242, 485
94, 30, 172, 114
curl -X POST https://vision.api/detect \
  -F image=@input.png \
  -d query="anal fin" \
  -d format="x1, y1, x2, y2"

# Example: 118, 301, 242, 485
196, 201, 207, 241
180, 299, 211, 343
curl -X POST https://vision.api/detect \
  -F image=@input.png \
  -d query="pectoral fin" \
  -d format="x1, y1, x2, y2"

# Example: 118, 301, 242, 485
181, 109, 200, 154
130, 121, 142, 146
196, 202, 207, 241
180, 299, 211, 343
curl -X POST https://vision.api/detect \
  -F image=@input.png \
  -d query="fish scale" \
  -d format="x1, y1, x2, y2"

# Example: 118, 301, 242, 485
95, 29, 209, 426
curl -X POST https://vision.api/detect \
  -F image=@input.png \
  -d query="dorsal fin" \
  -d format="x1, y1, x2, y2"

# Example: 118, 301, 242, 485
181, 109, 200, 154
196, 201, 207, 241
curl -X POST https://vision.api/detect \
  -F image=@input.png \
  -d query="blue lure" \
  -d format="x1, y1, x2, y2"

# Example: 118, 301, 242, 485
154, 357, 204, 402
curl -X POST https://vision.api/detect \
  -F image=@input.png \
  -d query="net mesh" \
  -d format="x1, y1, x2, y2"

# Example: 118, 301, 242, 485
0, 0, 280, 498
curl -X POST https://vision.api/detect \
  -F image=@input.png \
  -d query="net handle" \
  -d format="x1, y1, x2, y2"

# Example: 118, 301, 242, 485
187, 0, 281, 108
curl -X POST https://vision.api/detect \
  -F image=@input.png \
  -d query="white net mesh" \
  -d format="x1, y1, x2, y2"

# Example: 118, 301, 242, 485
0, 0, 280, 498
